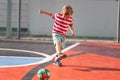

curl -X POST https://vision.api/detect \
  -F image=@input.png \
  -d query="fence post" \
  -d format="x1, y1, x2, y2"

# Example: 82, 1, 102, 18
18, 0, 22, 39
6, 0, 12, 38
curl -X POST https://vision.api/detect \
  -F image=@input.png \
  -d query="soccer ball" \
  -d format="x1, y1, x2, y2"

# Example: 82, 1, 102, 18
37, 68, 50, 80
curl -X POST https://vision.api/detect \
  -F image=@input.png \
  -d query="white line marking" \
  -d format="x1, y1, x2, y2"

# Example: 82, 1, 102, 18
0, 56, 43, 59
62, 42, 80, 52
18, 43, 81, 67
51, 42, 80, 58
0, 42, 80, 67
0, 48, 50, 67
0, 48, 49, 57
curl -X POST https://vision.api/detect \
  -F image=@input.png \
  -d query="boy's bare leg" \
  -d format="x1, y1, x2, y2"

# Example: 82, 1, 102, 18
53, 41, 63, 66
55, 41, 62, 54
55, 41, 67, 60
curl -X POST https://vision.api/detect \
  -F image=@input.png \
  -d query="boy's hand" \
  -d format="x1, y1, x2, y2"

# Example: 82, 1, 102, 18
39, 10, 45, 14
39, 10, 52, 17
72, 33, 75, 38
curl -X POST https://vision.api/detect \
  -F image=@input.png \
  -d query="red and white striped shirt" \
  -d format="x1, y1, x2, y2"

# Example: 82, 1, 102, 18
52, 12, 73, 36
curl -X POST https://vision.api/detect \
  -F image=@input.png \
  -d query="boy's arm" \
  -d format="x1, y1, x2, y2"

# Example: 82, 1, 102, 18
69, 26, 75, 38
39, 10, 52, 17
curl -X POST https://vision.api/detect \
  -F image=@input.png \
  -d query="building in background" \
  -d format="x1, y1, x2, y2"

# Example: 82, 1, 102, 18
0, 0, 118, 39
0, 0, 29, 37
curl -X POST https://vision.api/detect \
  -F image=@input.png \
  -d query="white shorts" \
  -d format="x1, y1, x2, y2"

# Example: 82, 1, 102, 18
52, 33, 65, 49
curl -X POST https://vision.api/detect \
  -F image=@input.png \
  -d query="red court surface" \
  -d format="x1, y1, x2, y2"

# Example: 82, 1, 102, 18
0, 42, 120, 80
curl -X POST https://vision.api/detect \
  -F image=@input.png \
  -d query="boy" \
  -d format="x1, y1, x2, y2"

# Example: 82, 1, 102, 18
39, 5, 75, 66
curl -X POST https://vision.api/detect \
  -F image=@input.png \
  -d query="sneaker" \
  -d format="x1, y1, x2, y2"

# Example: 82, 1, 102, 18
53, 59, 62, 66
57, 53, 67, 60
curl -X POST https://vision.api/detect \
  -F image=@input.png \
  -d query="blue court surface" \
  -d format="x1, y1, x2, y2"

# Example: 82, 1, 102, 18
0, 56, 44, 67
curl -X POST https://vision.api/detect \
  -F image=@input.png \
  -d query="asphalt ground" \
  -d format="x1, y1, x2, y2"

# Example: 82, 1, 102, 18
0, 40, 73, 57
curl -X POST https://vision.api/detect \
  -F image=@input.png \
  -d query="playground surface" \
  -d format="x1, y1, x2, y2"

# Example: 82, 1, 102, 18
0, 40, 120, 80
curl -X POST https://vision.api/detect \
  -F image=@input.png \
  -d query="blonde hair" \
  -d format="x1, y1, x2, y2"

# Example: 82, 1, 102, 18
61, 5, 73, 15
